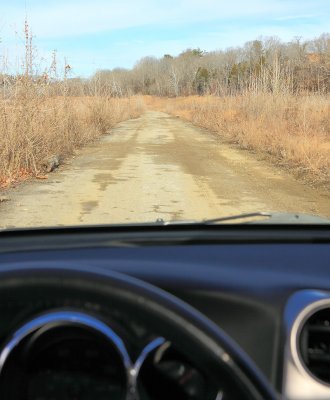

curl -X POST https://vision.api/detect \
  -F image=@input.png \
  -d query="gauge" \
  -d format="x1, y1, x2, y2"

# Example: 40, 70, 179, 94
0, 324, 127, 400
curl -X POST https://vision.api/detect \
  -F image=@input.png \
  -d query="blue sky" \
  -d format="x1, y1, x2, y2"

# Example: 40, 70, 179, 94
0, 0, 329, 77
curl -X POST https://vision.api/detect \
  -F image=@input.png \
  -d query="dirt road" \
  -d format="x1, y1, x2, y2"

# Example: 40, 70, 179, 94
1, 111, 329, 227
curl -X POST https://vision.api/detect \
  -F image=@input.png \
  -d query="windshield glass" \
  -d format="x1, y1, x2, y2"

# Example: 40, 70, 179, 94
0, 1, 329, 228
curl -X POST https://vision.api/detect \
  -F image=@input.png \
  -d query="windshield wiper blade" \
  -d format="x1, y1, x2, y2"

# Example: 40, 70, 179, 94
155, 212, 330, 226
154, 213, 272, 225
202, 212, 330, 225
201, 212, 272, 224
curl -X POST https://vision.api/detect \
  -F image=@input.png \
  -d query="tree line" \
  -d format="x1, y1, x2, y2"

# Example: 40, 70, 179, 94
86, 33, 330, 97
1, 33, 329, 98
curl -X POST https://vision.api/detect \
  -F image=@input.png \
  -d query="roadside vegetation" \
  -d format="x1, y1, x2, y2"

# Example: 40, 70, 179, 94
145, 94, 329, 185
0, 22, 144, 188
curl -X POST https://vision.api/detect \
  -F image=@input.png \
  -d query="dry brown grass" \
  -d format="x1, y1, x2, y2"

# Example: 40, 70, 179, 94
0, 84, 145, 188
0, 20, 147, 188
145, 94, 330, 185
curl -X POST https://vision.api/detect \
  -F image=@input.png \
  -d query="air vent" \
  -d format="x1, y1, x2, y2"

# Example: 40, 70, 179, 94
299, 308, 330, 384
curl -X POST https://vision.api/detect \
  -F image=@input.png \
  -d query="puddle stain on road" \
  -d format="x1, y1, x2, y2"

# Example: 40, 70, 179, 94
92, 172, 134, 191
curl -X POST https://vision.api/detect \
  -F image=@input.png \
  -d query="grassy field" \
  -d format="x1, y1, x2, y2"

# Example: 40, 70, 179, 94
0, 86, 144, 188
145, 94, 330, 186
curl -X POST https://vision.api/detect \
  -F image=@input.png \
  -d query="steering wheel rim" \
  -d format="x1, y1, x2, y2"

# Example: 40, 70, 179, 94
0, 265, 277, 400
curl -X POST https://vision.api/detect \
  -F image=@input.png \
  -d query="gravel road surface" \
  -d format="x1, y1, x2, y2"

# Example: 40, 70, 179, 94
1, 111, 329, 227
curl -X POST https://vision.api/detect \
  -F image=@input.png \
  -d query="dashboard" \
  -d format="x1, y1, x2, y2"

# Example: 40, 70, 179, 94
0, 225, 329, 399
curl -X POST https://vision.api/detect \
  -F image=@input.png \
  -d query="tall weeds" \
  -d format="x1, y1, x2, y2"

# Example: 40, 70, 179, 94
0, 92, 144, 187
0, 21, 144, 187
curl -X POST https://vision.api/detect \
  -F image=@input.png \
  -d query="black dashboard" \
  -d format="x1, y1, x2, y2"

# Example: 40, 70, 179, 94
0, 224, 329, 399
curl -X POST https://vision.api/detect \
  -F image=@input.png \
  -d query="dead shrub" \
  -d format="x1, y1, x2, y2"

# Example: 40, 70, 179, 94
0, 91, 145, 187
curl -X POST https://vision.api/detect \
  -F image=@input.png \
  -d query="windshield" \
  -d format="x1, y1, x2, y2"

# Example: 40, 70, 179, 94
0, 1, 329, 228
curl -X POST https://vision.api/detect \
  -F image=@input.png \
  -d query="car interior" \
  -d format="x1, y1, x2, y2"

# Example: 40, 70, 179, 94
0, 222, 329, 400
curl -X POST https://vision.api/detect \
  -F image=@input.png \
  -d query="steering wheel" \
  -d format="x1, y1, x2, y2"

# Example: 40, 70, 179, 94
0, 266, 277, 400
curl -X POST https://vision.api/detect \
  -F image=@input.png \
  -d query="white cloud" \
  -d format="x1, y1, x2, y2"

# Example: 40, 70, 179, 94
1, 0, 328, 39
